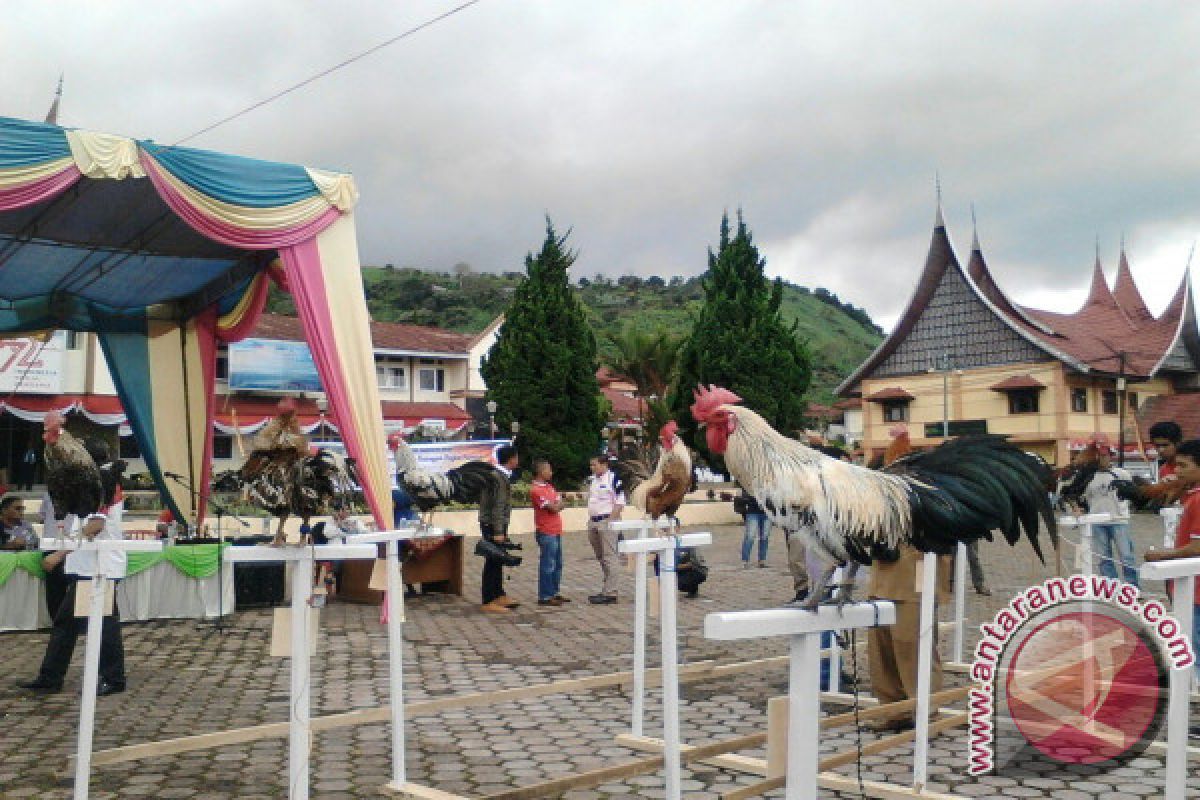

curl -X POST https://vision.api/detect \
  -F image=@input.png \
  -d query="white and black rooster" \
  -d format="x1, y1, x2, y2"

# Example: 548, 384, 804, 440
689, 385, 1057, 608
389, 433, 506, 522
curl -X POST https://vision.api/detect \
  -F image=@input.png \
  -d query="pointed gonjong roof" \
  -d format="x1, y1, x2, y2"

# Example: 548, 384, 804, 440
836, 214, 1200, 395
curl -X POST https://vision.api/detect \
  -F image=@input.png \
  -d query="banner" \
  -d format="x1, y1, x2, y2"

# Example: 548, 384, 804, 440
227, 338, 321, 392
313, 438, 511, 488
0, 331, 65, 393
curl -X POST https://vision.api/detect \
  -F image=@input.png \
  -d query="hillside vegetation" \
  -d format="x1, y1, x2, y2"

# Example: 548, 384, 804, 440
267, 267, 883, 402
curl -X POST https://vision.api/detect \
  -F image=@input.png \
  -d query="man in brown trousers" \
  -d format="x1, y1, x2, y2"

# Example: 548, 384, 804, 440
867, 545, 951, 731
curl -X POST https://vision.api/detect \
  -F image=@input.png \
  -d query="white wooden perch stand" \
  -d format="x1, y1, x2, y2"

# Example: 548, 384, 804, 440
344, 525, 451, 796
608, 516, 678, 737
1137, 554, 1198, 800
617, 531, 712, 800
40, 537, 164, 800
705, 601, 896, 800
224, 543, 376, 800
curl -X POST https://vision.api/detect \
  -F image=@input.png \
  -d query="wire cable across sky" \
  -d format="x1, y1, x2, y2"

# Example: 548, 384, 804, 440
174, 0, 483, 146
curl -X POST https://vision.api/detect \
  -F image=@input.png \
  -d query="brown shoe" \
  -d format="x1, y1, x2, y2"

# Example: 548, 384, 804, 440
494, 595, 519, 608
554, 595, 571, 603
481, 602, 512, 613
538, 597, 564, 607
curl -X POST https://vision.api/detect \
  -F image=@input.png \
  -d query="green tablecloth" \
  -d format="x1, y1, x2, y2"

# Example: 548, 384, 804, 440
125, 543, 229, 579
0, 551, 45, 585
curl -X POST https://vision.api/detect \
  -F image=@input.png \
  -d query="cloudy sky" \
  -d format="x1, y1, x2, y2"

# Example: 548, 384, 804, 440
7, 2, 1200, 330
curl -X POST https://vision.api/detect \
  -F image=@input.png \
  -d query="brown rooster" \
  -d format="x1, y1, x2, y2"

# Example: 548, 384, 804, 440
614, 420, 693, 523
42, 410, 105, 529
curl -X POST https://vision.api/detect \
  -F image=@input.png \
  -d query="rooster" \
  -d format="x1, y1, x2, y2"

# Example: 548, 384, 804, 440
613, 420, 693, 525
42, 411, 105, 534
234, 399, 359, 544
689, 385, 1057, 608
389, 433, 505, 523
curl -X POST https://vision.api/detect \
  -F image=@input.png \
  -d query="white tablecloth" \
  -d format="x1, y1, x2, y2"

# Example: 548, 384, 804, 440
117, 560, 236, 621
0, 569, 52, 632
0, 561, 235, 631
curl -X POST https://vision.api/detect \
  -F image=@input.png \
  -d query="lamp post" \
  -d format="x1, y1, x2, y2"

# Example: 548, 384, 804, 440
486, 400, 497, 439
511, 420, 520, 442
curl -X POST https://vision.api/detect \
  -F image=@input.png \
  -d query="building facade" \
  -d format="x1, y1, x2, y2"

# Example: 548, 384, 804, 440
0, 313, 504, 485
837, 210, 1200, 466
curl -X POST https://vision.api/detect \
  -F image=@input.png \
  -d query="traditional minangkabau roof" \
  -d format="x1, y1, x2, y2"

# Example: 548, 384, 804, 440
836, 209, 1200, 396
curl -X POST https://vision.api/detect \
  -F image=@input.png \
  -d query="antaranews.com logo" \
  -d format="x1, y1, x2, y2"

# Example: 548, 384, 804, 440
968, 574, 1194, 776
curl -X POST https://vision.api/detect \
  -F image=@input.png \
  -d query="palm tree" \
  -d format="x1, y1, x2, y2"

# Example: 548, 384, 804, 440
604, 324, 684, 441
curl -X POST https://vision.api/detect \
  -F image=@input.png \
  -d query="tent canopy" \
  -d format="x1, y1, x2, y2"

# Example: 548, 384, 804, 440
0, 115, 390, 527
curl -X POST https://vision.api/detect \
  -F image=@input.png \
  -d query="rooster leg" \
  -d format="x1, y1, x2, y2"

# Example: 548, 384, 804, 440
832, 562, 861, 611
270, 513, 288, 547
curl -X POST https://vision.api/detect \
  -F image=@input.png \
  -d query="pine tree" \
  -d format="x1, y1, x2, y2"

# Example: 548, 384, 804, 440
669, 211, 811, 455
481, 220, 604, 483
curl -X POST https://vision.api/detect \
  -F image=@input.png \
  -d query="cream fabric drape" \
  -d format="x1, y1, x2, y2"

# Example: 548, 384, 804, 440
150, 160, 334, 231
0, 156, 74, 188
305, 167, 359, 212
66, 130, 146, 180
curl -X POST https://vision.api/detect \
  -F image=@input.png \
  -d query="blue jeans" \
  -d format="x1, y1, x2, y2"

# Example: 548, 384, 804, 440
536, 532, 563, 601
742, 513, 770, 563
1092, 523, 1139, 587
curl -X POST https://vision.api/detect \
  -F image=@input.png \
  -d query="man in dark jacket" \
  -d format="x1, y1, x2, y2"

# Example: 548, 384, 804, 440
480, 445, 519, 613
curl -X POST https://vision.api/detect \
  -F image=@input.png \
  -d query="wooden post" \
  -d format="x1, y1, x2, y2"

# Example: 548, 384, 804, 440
40, 537, 163, 800
912, 552, 937, 792
225, 543, 376, 800
705, 602, 897, 800
618, 531, 712, 800
952, 543, 967, 665
1139, 555, 1200, 800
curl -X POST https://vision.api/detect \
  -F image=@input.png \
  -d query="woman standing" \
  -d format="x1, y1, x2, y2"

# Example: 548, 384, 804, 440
736, 486, 770, 568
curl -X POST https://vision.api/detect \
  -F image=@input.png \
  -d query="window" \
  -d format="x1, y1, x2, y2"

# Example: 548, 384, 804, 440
1128, 392, 1139, 411
215, 353, 229, 381
1102, 390, 1118, 414
65, 330, 82, 350
212, 435, 233, 460
1070, 388, 1088, 413
376, 365, 406, 389
1007, 389, 1040, 414
419, 367, 445, 392
882, 400, 908, 423
119, 436, 140, 459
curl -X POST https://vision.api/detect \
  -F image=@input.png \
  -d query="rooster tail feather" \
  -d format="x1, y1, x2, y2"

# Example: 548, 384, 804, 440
888, 435, 1057, 562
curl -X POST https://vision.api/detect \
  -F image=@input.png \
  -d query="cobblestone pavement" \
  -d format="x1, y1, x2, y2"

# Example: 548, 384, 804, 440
1, 513, 1196, 798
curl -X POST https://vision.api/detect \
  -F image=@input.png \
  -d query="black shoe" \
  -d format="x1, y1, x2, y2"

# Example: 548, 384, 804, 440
17, 678, 62, 693
1190, 724, 1200, 740
686, 588, 699, 598
588, 594, 617, 605
792, 589, 809, 604
96, 681, 125, 697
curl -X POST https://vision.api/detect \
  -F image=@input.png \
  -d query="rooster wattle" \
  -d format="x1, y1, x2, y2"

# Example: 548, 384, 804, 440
689, 385, 1057, 607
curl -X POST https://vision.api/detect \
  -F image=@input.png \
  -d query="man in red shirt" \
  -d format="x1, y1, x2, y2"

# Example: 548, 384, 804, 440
531, 459, 568, 607
1149, 421, 1183, 482
1144, 439, 1200, 731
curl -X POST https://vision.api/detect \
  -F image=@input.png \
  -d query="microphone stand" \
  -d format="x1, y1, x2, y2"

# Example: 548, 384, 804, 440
166, 472, 249, 635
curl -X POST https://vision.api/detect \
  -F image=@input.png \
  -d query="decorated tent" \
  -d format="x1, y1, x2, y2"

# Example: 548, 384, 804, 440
0, 115, 390, 526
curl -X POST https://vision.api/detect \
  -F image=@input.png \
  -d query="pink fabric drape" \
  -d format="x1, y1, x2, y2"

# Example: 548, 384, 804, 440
215, 272, 272, 343
140, 156, 340, 249
0, 166, 81, 211
279, 238, 388, 528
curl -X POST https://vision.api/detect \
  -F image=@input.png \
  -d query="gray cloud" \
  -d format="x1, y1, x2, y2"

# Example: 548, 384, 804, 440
6, 1, 1200, 330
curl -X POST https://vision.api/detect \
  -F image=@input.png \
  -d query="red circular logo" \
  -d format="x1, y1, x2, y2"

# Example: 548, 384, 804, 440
1003, 610, 1165, 765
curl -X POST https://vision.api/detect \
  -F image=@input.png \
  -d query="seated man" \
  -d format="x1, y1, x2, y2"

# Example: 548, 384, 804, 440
0, 495, 36, 550
653, 545, 708, 598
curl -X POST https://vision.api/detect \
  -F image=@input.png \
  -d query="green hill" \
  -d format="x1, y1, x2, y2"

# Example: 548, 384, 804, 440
266, 267, 883, 403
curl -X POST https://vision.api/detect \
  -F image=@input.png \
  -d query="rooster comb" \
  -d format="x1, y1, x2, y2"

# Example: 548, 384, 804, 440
690, 384, 742, 421
660, 420, 678, 441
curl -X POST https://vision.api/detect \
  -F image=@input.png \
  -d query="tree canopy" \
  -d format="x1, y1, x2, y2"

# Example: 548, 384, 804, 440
669, 211, 812, 455
481, 220, 605, 483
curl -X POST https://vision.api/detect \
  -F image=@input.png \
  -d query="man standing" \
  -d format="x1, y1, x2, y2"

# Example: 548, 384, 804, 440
16, 439, 38, 491
531, 459, 567, 607
19, 439, 126, 695
1150, 420, 1183, 482
586, 454, 625, 605
1082, 447, 1139, 587
480, 445, 519, 613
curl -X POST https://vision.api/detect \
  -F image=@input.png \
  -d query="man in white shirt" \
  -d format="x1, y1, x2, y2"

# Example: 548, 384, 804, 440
1080, 448, 1139, 587
19, 446, 128, 696
586, 455, 625, 605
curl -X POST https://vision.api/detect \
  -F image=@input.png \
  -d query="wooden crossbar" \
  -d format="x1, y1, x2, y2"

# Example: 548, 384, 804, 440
80, 655, 790, 769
